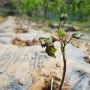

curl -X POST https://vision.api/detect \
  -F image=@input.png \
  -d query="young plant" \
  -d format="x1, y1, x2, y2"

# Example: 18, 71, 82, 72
39, 37, 57, 57
39, 31, 83, 90
58, 32, 83, 90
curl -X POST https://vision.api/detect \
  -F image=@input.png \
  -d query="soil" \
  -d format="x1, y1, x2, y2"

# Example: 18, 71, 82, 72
70, 38, 90, 55
65, 26, 77, 32
0, 16, 89, 90
14, 27, 28, 33
11, 37, 40, 47
29, 59, 70, 90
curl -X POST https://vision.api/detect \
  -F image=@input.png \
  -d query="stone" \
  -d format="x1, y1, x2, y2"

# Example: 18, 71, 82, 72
65, 26, 77, 32
18, 78, 26, 86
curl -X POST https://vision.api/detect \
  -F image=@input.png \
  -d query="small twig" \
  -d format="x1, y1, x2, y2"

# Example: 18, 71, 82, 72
51, 77, 54, 90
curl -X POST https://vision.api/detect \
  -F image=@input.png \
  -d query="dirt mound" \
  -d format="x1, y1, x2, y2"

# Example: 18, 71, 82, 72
65, 27, 77, 32
29, 60, 70, 90
11, 37, 40, 47
14, 27, 28, 33
49, 24, 59, 29
70, 38, 90, 55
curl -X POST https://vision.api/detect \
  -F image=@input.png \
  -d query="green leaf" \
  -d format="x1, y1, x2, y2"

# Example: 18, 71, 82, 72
72, 33, 83, 39
56, 30, 65, 37
39, 37, 51, 44
45, 46, 56, 57
45, 38, 51, 44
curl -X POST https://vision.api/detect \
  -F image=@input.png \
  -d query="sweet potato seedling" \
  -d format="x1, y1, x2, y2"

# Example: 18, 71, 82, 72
39, 31, 83, 90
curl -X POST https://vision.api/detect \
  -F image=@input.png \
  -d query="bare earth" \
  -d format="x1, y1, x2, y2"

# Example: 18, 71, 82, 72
0, 16, 90, 90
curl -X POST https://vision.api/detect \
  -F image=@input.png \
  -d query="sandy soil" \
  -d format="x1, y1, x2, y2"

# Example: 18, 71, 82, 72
0, 16, 90, 90
29, 59, 70, 90
70, 38, 90, 55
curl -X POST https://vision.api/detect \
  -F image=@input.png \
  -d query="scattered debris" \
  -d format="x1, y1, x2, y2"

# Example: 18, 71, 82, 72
11, 37, 40, 47
84, 56, 90, 64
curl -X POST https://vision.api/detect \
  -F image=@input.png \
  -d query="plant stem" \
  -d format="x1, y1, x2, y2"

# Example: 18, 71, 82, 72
58, 20, 60, 30
59, 46, 66, 90
59, 37, 73, 90
65, 37, 73, 46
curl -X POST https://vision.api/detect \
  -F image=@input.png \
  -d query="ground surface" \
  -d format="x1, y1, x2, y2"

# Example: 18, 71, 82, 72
0, 16, 90, 90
